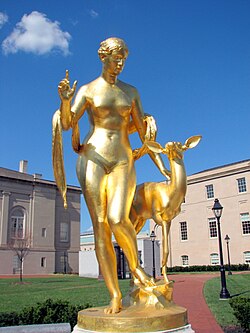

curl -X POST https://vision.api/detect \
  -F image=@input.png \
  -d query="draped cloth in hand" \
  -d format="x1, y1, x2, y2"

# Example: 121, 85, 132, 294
52, 110, 67, 209
132, 114, 157, 161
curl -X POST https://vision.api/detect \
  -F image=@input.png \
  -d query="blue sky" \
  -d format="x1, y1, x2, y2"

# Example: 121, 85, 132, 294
1, 0, 250, 231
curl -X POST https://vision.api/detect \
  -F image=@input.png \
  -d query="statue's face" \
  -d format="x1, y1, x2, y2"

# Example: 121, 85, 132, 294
103, 49, 127, 76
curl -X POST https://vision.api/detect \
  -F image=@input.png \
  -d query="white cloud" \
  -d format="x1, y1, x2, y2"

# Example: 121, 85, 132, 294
2, 11, 71, 55
0, 12, 8, 29
89, 9, 99, 19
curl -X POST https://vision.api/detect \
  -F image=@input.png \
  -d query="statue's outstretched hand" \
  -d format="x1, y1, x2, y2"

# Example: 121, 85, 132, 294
144, 114, 157, 141
58, 70, 77, 102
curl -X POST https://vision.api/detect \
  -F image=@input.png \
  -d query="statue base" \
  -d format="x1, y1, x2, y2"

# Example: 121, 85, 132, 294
72, 323, 194, 333
74, 280, 191, 333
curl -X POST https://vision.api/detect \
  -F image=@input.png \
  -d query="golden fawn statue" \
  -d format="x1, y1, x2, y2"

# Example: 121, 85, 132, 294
130, 136, 201, 283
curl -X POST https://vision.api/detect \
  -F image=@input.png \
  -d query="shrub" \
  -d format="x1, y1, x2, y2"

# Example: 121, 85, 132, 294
0, 299, 91, 329
0, 312, 19, 327
166, 264, 249, 273
229, 297, 250, 332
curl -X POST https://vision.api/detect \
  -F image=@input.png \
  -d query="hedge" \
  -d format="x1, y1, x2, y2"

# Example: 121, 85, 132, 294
229, 297, 250, 332
0, 298, 91, 329
166, 264, 249, 273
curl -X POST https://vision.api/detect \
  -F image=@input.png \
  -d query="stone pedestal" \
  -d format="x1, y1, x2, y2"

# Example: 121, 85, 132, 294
72, 280, 194, 333
72, 324, 195, 333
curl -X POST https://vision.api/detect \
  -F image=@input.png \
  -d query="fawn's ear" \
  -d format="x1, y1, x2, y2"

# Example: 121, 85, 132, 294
145, 140, 164, 153
183, 135, 202, 150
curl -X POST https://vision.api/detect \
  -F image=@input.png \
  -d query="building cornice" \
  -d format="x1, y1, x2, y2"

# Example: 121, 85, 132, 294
0, 167, 81, 193
188, 160, 250, 185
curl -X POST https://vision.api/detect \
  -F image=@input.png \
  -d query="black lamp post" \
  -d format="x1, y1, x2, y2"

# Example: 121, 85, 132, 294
212, 199, 230, 299
150, 230, 156, 279
225, 235, 232, 275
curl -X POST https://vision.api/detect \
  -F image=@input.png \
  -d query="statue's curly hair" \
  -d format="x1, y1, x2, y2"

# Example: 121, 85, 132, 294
98, 37, 129, 59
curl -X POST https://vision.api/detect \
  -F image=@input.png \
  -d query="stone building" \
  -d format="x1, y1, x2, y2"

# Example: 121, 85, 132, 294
0, 161, 81, 275
151, 159, 250, 268
79, 231, 161, 278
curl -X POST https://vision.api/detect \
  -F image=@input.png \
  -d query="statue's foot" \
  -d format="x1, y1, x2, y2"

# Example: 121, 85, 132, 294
104, 296, 122, 314
133, 266, 156, 287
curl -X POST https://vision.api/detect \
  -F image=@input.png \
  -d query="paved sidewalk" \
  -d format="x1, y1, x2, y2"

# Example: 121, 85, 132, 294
171, 274, 224, 333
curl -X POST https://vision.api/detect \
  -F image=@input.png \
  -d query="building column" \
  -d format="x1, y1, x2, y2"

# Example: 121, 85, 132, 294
0, 191, 11, 245
29, 193, 34, 246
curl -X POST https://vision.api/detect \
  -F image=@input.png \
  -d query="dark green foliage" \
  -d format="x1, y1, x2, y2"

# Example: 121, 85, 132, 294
0, 298, 91, 329
167, 264, 249, 273
229, 297, 250, 332
0, 312, 20, 327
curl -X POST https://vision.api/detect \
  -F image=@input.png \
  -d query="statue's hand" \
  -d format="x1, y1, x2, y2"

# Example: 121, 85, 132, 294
144, 114, 157, 141
58, 70, 77, 102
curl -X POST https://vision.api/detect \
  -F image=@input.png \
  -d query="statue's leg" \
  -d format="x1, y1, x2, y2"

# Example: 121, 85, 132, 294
161, 221, 171, 283
107, 163, 155, 287
130, 206, 146, 234
93, 221, 122, 314
77, 156, 122, 314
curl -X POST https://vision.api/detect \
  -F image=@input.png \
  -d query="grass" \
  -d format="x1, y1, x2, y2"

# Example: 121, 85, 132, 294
204, 273, 250, 330
0, 275, 130, 313
0, 273, 249, 331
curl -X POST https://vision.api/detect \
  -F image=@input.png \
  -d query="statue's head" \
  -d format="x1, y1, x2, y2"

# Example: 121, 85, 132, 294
98, 37, 129, 76
98, 37, 129, 60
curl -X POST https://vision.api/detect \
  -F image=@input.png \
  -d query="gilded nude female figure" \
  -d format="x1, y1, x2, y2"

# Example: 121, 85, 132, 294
54, 37, 169, 314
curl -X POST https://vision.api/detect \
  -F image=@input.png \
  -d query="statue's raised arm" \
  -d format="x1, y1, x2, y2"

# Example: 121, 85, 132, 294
58, 70, 77, 130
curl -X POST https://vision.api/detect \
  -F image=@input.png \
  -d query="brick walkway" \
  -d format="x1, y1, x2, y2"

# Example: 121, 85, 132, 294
172, 274, 224, 333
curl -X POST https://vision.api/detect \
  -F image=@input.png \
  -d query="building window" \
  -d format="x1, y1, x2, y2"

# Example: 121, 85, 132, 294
237, 178, 247, 193
208, 218, 217, 238
206, 184, 214, 199
210, 253, 219, 265
42, 228, 47, 238
241, 213, 250, 235
243, 251, 250, 264
41, 257, 46, 267
138, 250, 143, 265
181, 255, 189, 266
60, 222, 69, 242
180, 222, 188, 241
10, 208, 25, 239
60, 253, 68, 273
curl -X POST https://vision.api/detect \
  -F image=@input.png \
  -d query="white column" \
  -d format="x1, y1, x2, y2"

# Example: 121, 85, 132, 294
29, 193, 34, 246
0, 191, 11, 245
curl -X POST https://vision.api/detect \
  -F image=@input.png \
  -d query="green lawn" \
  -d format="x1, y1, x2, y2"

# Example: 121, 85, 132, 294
0, 275, 130, 313
0, 273, 249, 331
204, 273, 250, 329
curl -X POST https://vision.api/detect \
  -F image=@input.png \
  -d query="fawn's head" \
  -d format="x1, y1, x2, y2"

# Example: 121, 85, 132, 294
145, 135, 202, 160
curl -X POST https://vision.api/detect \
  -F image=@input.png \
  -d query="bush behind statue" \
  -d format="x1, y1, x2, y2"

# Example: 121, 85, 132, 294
167, 264, 249, 273
229, 297, 250, 332
0, 298, 91, 329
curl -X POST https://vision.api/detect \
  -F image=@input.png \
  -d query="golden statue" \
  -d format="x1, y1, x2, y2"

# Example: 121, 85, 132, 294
53, 37, 197, 332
